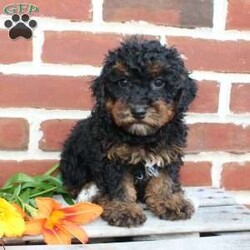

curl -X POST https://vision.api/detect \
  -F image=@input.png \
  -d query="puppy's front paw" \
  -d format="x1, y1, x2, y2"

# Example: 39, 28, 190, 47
102, 201, 146, 227
147, 195, 195, 221
160, 198, 194, 220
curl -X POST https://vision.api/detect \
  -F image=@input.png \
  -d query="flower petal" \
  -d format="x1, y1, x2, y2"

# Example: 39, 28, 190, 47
12, 203, 26, 218
3, 211, 26, 237
0, 222, 4, 238
35, 197, 61, 218
43, 210, 65, 230
42, 226, 71, 245
62, 220, 88, 244
0, 198, 26, 237
61, 202, 103, 224
25, 219, 44, 235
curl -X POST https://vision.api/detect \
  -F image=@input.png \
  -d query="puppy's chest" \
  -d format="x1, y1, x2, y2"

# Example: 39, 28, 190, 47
106, 143, 183, 167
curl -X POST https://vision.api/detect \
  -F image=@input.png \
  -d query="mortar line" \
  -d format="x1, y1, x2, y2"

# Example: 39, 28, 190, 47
213, 0, 228, 32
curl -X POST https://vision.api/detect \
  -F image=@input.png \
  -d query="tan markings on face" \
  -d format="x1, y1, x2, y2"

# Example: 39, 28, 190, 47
106, 99, 134, 127
106, 99, 175, 136
127, 100, 176, 136
148, 62, 163, 77
143, 100, 175, 128
107, 143, 183, 166
106, 100, 158, 136
127, 124, 152, 136
113, 62, 129, 75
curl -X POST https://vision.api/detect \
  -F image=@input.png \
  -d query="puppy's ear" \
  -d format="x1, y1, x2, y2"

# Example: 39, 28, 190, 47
166, 47, 197, 111
177, 76, 197, 111
91, 75, 105, 106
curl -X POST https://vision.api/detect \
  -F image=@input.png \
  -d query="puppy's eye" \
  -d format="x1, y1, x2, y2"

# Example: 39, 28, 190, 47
118, 78, 130, 88
151, 78, 165, 89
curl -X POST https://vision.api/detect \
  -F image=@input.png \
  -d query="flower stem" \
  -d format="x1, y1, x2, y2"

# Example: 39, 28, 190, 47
44, 163, 59, 176
25, 203, 38, 217
29, 186, 57, 198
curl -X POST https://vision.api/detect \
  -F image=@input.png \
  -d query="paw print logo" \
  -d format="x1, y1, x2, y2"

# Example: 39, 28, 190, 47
4, 14, 37, 39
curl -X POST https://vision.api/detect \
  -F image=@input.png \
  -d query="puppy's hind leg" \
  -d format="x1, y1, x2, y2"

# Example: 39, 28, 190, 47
60, 133, 91, 198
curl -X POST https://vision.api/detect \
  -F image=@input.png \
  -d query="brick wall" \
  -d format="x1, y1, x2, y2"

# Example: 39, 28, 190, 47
0, 0, 249, 204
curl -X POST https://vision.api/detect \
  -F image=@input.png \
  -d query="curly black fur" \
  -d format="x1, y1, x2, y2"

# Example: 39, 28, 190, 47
60, 37, 197, 225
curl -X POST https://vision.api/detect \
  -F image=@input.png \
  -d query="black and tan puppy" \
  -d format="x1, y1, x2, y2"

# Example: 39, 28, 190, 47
60, 38, 197, 227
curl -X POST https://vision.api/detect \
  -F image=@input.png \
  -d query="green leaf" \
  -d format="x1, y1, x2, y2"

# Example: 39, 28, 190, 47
29, 186, 58, 198
0, 163, 76, 216
24, 203, 38, 217
3, 173, 35, 188
0, 186, 16, 195
21, 181, 53, 190
0, 192, 13, 201
19, 188, 31, 203
13, 183, 22, 197
62, 193, 75, 205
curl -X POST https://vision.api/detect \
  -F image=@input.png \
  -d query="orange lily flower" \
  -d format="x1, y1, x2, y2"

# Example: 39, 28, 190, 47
25, 197, 103, 245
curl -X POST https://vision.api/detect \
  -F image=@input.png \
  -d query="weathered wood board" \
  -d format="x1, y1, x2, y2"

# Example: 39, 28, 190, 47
3, 187, 250, 247
5, 235, 250, 250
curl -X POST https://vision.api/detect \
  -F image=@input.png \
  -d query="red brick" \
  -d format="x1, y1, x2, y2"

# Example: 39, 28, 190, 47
187, 123, 250, 153
0, 118, 29, 150
104, 0, 213, 28
222, 162, 250, 190
230, 84, 250, 113
0, 74, 93, 109
180, 162, 212, 186
189, 81, 219, 113
0, 160, 58, 187
0, 0, 91, 21
42, 32, 124, 66
168, 37, 250, 73
0, 30, 32, 64
226, 0, 250, 30
40, 120, 78, 151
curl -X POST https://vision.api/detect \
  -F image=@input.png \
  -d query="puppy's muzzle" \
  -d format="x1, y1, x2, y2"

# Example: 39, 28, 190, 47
130, 104, 148, 120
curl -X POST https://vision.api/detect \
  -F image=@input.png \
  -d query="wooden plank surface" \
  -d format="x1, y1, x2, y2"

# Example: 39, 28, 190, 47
4, 203, 250, 243
5, 235, 250, 250
81, 204, 250, 238
3, 187, 249, 244
185, 187, 236, 207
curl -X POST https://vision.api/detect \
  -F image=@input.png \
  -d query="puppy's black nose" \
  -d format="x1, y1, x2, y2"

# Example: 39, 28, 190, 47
131, 105, 147, 119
